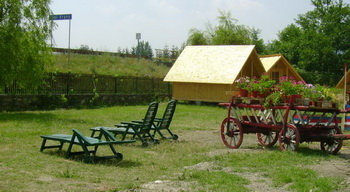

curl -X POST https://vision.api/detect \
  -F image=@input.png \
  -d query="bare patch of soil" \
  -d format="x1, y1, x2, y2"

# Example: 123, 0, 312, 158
132, 129, 350, 192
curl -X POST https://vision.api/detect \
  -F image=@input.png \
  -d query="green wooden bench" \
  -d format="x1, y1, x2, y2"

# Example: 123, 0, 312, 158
40, 128, 135, 163
90, 102, 159, 147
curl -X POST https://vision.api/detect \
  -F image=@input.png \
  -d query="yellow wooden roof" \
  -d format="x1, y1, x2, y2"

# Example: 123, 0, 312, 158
260, 55, 281, 71
164, 45, 257, 84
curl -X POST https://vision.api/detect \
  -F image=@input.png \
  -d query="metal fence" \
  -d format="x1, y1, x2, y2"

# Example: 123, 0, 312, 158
1, 73, 172, 96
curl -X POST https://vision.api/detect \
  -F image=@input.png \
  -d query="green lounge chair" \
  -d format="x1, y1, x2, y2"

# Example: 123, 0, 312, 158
151, 100, 178, 140
90, 102, 159, 147
40, 128, 135, 163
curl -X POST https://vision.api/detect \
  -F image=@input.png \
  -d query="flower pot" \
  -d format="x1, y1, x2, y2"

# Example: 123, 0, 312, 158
302, 98, 310, 106
296, 98, 309, 106
258, 92, 267, 98
315, 101, 323, 107
321, 101, 332, 108
332, 103, 338, 108
233, 97, 243, 104
282, 95, 290, 103
243, 97, 251, 104
239, 89, 248, 97
251, 91, 259, 98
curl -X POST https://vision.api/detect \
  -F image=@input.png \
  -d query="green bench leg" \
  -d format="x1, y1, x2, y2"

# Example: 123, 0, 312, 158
40, 139, 64, 152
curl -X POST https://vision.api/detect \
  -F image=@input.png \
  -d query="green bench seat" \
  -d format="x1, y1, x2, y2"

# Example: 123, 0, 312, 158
40, 128, 135, 163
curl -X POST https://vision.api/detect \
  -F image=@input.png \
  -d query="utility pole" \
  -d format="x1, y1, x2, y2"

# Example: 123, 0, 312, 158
136, 33, 141, 61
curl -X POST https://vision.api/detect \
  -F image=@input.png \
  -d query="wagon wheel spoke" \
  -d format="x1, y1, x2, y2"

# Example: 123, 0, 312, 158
290, 144, 295, 151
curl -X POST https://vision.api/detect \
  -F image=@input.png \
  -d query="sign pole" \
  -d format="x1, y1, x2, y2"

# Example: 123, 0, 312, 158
136, 33, 141, 61
68, 19, 71, 65
49, 14, 72, 65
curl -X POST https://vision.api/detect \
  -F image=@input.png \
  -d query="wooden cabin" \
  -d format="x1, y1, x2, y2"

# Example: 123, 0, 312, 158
260, 54, 304, 83
163, 45, 265, 102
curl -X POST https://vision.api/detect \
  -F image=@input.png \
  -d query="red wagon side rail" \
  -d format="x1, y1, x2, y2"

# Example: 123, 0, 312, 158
220, 95, 350, 154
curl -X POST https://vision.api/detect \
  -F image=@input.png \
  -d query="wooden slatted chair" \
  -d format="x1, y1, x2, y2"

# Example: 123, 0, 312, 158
40, 128, 135, 163
151, 100, 178, 140
90, 102, 159, 147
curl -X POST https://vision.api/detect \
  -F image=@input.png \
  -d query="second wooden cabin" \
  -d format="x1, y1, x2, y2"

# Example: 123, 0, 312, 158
260, 54, 304, 83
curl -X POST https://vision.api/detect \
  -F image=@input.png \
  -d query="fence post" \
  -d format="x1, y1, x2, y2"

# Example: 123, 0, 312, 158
114, 76, 118, 95
135, 77, 138, 94
66, 73, 71, 95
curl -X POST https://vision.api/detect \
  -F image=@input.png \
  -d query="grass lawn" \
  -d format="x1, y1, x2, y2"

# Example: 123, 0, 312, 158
50, 54, 169, 78
0, 103, 348, 191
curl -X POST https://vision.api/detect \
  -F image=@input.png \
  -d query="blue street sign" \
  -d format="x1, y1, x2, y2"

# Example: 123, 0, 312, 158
50, 14, 72, 20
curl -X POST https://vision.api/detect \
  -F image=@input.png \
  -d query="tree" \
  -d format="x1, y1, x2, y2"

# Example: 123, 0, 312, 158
117, 47, 123, 56
186, 10, 266, 54
163, 44, 170, 58
132, 41, 153, 58
170, 45, 179, 59
211, 10, 251, 45
0, 0, 54, 90
267, 0, 350, 85
79, 44, 93, 52
187, 28, 208, 45
250, 28, 266, 54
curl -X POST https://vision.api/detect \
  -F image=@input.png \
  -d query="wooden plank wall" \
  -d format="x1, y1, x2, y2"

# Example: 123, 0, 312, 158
172, 83, 233, 102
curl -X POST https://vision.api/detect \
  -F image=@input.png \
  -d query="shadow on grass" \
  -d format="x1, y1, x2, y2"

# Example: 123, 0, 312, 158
44, 150, 143, 167
295, 145, 350, 160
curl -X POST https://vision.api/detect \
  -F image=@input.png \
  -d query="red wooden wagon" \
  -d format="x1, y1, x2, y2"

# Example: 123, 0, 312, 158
220, 95, 350, 154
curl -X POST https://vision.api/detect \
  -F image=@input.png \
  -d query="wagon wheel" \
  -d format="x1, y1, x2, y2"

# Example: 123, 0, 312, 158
257, 131, 279, 147
221, 117, 243, 149
279, 124, 299, 151
320, 126, 343, 155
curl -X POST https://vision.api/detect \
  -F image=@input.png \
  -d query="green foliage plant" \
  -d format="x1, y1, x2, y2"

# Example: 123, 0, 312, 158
0, 0, 54, 89
278, 76, 304, 96
234, 76, 251, 90
253, 73, 275, 94
301, 84, 328, 102
264, 90, 282, 108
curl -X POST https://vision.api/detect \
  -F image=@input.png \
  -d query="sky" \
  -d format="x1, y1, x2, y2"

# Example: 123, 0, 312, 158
49, 0, 349, 52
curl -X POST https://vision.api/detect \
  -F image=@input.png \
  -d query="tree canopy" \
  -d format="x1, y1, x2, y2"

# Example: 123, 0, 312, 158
0, 0, 54, 89
131, 41, 154, 59
186, 10, 266, 54
268, 0, 350, 85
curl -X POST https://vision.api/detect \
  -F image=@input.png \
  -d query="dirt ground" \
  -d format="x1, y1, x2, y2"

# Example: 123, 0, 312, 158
131, 130, 350, 192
